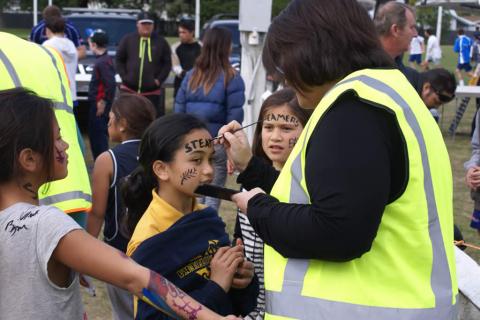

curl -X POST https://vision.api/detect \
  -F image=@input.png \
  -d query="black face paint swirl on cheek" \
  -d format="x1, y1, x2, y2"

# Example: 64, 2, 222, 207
181, 168, 198, 185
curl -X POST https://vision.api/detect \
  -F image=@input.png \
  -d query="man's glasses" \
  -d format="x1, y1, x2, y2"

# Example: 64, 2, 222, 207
433, 88, 455, 103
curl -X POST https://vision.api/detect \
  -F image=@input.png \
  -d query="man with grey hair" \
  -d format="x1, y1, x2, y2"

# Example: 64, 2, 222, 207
374, 1, 417, 65
374, 1, 421, 89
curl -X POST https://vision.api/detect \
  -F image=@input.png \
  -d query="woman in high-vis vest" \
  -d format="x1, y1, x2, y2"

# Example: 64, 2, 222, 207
218, 0, 458, 319
0, 32, 91, 224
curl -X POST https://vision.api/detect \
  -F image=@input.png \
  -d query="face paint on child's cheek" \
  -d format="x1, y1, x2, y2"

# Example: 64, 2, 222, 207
184, 138, 213, 153
264, 113, 300, 127
180, 168, 198, 185
289, 137, 299, 149
55, 148, 66, 164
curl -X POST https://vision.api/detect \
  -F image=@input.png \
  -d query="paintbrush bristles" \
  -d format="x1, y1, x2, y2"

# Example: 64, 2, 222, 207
211, 121, 262, 140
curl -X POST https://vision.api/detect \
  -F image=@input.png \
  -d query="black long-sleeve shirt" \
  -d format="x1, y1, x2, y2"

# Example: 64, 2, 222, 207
88, 51, 116, 103
238, 92, 407, 262
116, 32, 171, 92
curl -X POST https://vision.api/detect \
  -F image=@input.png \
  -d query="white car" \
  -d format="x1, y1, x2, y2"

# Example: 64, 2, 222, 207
64, 7, 139, 102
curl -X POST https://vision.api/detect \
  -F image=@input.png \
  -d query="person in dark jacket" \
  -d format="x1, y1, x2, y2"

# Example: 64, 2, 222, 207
171, 19, 202, 99
116, 12, 171, 117
88, 29, 116, 160
174, 27, 245, 211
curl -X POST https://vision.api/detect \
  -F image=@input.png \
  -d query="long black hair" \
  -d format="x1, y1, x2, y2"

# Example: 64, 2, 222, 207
122, 113, 208, 236
0, 88, 55, 184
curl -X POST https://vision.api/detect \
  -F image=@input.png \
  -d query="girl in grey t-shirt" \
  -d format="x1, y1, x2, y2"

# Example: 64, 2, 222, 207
0, 87, 238, 320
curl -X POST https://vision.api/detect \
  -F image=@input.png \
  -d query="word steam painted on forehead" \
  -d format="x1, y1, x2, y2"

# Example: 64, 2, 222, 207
185, 138, 213, 154
264, 113, 300, 127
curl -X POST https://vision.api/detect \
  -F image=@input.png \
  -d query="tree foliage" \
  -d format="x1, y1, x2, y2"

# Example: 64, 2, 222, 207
416, 6, 450, 39
2, 0, 290, 24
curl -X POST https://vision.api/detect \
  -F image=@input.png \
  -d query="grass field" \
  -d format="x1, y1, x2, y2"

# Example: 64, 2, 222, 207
1, 27, 480, 317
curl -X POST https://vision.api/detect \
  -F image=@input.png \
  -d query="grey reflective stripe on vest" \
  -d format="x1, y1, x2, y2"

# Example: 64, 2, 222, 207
0, 49, 22, 87
53, 101, 74, 114
289, 119, 312, 204
267, 75, 456, 319
39, 191, 92, 206
38, 45, 73, 115
0, 46, 73, 115
266, 291, 457, 320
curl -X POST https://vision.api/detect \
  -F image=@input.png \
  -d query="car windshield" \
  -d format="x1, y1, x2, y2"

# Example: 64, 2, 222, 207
67, 16, 136, 49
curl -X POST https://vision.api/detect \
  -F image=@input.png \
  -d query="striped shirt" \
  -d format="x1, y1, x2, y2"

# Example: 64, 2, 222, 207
237, 209, 265, 319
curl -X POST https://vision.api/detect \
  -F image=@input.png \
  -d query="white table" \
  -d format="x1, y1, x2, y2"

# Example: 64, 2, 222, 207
455, 85, 480, 99
448, 86, 480, 137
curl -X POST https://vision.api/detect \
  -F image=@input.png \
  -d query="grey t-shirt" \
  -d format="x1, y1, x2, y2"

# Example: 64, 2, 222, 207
0, 202, 84, 319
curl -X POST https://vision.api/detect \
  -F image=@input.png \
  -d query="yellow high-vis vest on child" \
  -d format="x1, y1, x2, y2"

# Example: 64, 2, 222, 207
264, 69, 458, 319
0, 32, 91, 213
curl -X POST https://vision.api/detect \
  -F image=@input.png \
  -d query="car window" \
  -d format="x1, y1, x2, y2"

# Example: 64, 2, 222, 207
67, 17, 137, 49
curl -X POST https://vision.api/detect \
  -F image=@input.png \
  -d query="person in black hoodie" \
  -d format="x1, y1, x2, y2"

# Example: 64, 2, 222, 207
88, 29, 116, 160
116, 12, 171, 117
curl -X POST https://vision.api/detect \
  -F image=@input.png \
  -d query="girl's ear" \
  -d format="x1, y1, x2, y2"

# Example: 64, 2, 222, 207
118, 118, 128, 133
17, 148, 42, 174
152, 160, 169, 181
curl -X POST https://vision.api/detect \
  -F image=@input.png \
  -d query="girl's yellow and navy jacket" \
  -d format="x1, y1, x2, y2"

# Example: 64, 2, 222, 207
128, 192, 258, 319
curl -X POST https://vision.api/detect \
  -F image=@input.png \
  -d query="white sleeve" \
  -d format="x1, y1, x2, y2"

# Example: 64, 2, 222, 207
35, 207, 82, 284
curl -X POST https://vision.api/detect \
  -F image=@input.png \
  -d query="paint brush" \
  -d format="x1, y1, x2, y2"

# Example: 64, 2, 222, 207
211, 121, 262, 140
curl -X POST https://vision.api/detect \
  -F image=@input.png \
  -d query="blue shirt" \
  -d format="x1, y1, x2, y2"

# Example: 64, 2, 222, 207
454, 35, 472, 64
30, 20, 84, 47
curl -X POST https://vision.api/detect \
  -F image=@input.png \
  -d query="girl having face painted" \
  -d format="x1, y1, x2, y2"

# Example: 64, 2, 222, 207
86, 94, 156, 320
123, 113, 258, 320
253, 88, 311, 170
174, 26, 245, 212
0, 88, 240, 320
233, 88, 311, 320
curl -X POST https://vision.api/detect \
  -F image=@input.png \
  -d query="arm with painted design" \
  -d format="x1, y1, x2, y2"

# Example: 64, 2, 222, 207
53, 228, 241, 320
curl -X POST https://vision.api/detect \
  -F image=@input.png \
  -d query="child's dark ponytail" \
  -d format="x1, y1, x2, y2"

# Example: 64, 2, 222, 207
121, 166, 156, 236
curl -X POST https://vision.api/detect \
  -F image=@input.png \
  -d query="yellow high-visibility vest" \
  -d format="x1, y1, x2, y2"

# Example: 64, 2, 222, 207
265, 69, 458, 319
0, 32, 91, 213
